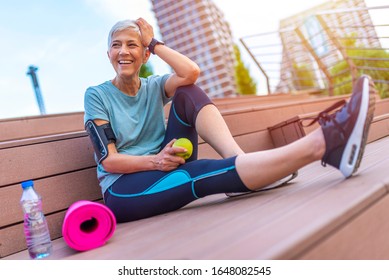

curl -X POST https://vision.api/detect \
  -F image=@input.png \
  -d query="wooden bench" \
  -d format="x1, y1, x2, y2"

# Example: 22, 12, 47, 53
2, 95, 389, 259
0, 112, 84, 142
5, 135, 389, 260
212, 92, 313, 111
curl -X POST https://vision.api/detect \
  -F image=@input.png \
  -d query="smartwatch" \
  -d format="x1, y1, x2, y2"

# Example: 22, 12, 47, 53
148, 38, 165, 54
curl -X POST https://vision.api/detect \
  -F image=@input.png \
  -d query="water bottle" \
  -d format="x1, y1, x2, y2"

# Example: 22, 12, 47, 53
20, 180, 52, 259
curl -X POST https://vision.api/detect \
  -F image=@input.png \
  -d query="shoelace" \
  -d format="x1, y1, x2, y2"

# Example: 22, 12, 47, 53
300, 100, 346, 127
300, 99, 347, 166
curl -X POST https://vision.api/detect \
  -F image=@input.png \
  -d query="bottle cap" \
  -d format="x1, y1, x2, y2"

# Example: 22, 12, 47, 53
21, 180, 34, 189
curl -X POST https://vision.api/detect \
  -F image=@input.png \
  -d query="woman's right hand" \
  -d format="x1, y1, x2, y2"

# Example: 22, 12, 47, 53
153, 139, 187, 171
136, 17, 154, 48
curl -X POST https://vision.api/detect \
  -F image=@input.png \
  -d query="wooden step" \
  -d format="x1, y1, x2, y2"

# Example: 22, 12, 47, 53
0, 112, 84, 142
5, 136, 389, 260
1, 95, 388, 259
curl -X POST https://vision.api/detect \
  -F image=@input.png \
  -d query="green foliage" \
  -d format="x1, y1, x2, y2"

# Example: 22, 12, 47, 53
234, 44, 257, 95
139, 62, 154, 78
292, 63, 317, 90
330, 34, 389, 98
329, 59, 353, 95
340, 32, 357, 48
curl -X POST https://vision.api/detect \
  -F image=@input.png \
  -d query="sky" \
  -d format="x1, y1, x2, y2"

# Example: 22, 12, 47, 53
0, 0, 386, 119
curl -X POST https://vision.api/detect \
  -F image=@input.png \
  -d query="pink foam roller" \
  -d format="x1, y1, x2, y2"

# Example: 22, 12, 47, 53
62, 200, 116, 251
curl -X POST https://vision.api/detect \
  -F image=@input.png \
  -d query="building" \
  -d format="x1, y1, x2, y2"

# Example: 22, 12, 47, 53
151, 0, 236, 97
277, 0, 380, 93
240, 0, 383, 95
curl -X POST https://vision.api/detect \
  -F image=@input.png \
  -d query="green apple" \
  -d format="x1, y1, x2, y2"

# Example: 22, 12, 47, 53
173, 138, 193, 160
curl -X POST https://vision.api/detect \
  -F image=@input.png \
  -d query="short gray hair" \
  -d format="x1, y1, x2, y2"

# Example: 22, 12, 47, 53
107, 20, 140, 49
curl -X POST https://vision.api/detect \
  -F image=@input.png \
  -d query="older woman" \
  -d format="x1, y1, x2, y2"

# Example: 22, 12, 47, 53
84, 18, 376, 223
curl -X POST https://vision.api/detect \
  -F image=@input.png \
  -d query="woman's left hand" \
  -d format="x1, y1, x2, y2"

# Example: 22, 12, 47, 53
136, 17, 154, 48
152, 139, 186, 171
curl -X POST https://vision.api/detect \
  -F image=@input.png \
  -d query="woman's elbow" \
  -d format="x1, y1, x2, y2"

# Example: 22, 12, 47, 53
101, 157, 116, 173
187, 64, 200, 84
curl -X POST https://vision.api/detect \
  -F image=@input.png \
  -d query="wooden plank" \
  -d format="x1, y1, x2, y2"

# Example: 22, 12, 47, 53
198, 130, 275, 159
0, 112, 84, 142
1, 200, 105, 259
6, 136, 388, 260
374, 98, 389, 116
0, 117, 274, 258
223, 105, 303, 137
234, 131, 275, 153
134, 137, 387, 260
0, 108, 275, 257
298, 193, 389, 259
0, 135, 95, 186
212, 93, 295, 104
1, 96, 385, 146
0, 131, 87, 149
221, 96, 351, 137
0, 168, 101, 227
204, 142, 389, 259
268, 111, 389, 149
0, 94, 360, 150
220, 95, 348, 115
214, 94, 311, 111
367, 114, 389, 143
217, 94, 345, 108
0, 168, 102, 258
0, 111, 275, 187
0, 93, 386, 258
0, 95, 280, 142
0, 211, 65, 258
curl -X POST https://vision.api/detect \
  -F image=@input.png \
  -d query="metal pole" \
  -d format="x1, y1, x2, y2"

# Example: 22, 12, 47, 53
294, 26, 334, 96
26, 65, 46, 115
239, 38, 271, 94
316, 15, 359, 88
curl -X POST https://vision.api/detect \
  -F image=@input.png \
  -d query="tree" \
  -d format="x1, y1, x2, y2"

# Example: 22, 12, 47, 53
292, 63, 317, 90
330, 33, 389, 98
234, 44, 257, 95
140, 62, 154, 78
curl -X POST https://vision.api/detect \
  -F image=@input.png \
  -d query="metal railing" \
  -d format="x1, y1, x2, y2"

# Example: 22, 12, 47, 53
240, 4, 389, 98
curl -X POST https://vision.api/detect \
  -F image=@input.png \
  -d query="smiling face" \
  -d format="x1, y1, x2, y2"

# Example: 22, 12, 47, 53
107, 28, 149, 80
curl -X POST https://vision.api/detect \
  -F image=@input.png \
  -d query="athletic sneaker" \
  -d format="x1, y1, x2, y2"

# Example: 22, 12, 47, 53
315, 75, 376, 178
227, 75, 375, 197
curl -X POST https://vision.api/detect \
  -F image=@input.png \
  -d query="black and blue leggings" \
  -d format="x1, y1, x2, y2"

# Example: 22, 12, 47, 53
104, 85, 249, 223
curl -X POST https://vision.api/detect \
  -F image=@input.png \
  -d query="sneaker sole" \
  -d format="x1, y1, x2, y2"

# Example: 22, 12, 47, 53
225, 171, 298, 197
339, 75, 375, 178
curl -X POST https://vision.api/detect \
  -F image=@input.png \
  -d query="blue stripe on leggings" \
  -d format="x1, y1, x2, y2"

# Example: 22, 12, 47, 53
191, 165, 236, 198
108, 170, 191, 198
172, 104, 192, 127
108, 165, 236, 198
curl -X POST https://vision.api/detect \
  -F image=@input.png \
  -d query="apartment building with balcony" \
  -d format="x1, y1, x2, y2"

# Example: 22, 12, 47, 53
151, 0, 236, 97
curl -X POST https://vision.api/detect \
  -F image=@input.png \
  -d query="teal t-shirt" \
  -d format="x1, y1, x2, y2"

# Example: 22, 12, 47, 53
84, 74, 171, 194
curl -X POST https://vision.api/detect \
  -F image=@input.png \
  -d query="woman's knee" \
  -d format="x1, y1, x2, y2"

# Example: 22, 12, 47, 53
175, 84, 205, 96
172, 84, 213, 125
